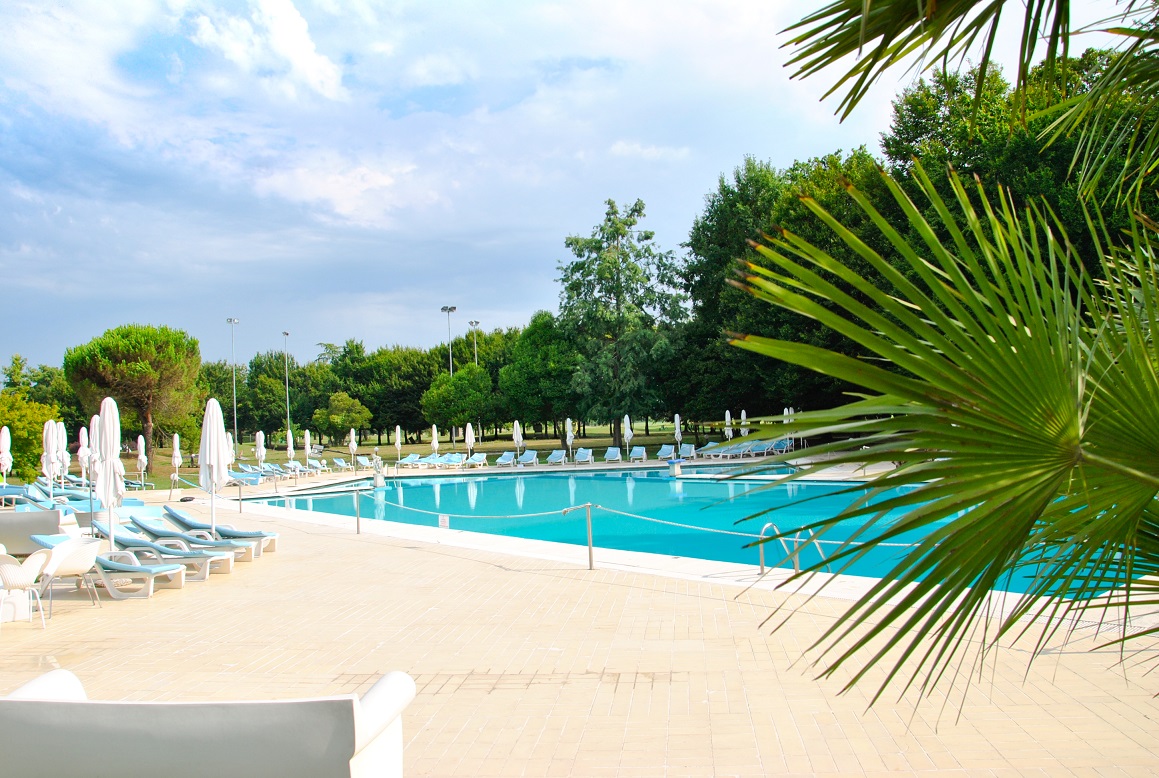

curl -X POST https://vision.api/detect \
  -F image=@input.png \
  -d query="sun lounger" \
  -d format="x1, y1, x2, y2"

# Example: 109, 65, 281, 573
94, 551, 186, 599
129, 516, 257, 563
773, 438, 794, 454
517, 450, 539, 466
438, 453, 465, 468
415, 453, 442, 468
331, 457, 355, 472
0, 668, 417, 778
93, 521, 234, 580
307, 458, 331, 473
464, 453, 487, 467
573, 448, 594, 464
397, 453, 422, 468
678, 443, 696, 459
227, 470, 262, 486
495, 451, 516, 467
655, 444, 675, 460
546, 450, 566, 465
628, 446, 646, 462
603, 447, 622, 463
163, 506, 279, 553
356, 455, 373, 470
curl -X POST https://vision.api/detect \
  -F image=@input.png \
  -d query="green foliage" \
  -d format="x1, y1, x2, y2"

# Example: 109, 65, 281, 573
363, 346, 440, 435
784, 0, 1159, 201
420, 363, 492, 431
558, 198, 684, 444
498, 312, 578, 427
0, 392, 58, 482
731, 161, 1159, 700
677, 150, 893, 418
246, 350, 296, 434
4, 355, 86, 432
63, 324, 201, 471
310, 391, 372, 442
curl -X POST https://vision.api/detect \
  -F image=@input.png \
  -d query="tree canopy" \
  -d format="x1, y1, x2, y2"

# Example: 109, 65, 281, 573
63, 325, 201, 471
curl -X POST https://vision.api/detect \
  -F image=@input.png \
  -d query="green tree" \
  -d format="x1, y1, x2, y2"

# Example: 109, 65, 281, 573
784, 0, 1159, 200
420, 363, 492, 436
558, 198, 684, 446
498, 312, 579, 433
0, 392, 58, 482
310, 391, 372, 443
2, 355, 31, 392
247, 351, 296, 438
733, 162, 1159, 699
63, 325, 201, 472
199, 360, 251, 435
363, 346, 439, 441
24, 364, 85, 433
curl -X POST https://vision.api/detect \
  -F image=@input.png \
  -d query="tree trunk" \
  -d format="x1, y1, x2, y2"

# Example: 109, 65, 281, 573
143, 410, 154, 475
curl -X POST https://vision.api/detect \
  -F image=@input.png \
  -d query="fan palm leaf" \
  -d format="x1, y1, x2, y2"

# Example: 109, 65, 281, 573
729, 162, 1159, 701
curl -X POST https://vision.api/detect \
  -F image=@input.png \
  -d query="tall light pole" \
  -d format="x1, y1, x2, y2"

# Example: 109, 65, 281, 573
441, 305, 456, 375
282, 331, 292, 446
468, 320, 479, 366
226, 317, 240, 454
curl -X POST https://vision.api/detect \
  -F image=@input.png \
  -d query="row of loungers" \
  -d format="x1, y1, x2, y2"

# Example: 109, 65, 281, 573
0, 504, 281, 629
390, 439, 793, 470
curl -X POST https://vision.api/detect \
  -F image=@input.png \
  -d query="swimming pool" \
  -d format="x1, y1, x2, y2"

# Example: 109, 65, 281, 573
260, 470, 954, 579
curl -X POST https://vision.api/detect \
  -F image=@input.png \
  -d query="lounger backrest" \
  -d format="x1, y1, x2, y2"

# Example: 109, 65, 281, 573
0, 693, 360, 777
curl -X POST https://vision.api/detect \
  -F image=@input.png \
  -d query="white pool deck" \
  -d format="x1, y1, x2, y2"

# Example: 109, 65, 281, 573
3, 461, 1158, 776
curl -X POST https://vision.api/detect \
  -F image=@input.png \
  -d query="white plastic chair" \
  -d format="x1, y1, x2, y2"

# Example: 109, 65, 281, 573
0, 550, 50, 630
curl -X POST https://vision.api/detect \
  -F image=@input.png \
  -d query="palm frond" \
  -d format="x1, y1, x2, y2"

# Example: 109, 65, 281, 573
730, 161, 1159, 701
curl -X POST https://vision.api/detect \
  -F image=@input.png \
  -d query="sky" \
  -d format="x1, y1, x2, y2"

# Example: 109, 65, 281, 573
0, 0, 1117, 368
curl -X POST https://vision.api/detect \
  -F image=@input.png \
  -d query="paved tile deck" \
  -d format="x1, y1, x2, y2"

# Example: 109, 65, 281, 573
2, 476, 1158, 776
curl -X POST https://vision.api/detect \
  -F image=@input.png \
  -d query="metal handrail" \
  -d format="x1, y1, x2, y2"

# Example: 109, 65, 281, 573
759, 522, 828, 575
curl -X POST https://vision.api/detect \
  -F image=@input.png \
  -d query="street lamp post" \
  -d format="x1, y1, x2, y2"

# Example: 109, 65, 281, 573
282, 331, 292, 447
441, 306, 457, 375
468, 320, 479, 365
226, 318, 240, 455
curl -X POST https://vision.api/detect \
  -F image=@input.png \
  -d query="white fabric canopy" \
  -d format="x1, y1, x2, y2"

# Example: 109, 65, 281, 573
674, 414, 682, 444
623, 415, 633, 446
254, 430, 266, 467
513, 420, 523, 452
724, 410, 733, 441
431, 424, 439, 453
56, 422, 69, 484
94, 397, 125, 544
286, 430, 294, 463
349, 428, 358, 459
41, 420, 57, 491
0, 426, 11, 485
740, 409, 749, 437
394, 425, 402, 459
198, 398, 232, 532
465, 423, 475, 454
172, 433, 183, 469
136, 435, 148, 475
87, 415, 101, 474
303, 430, 311, 464
565, 418, 574, 455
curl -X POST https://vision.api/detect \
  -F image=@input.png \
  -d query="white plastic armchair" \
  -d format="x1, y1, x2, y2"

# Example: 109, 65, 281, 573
0, 550, 50, 630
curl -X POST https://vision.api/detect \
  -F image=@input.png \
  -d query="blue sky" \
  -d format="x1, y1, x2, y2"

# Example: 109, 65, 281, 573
0, 0, 1109, 368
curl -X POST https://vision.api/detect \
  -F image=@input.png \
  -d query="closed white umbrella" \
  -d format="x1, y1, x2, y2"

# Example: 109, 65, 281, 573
349, 427, 358, 465
724, 410, 733, 441
286, 431, 294, 464
199, 398, 231, 533
77, 427, 90, 485
172, 433, 183, 469
674, 414, 682, 446
565, 418, 574, 459
303, 430, 311, 466
227, 432, 236, 467
513, 420, 523, 453
740, 409, 749, 437
41, 420, 57, 497
95, 397, 125, 545
136, 434, 148, 480
87, 415, 101, 474
254, 431, 266, 468
394, 425, 402, 461
623, 415, 633, 447
431, 424, 439, 453
0, 426, 11, 486
56, 421, 69, 487
465, 423, 475, 455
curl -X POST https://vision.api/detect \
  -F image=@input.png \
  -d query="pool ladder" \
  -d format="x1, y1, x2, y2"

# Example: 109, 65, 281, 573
759, 522, 827, 575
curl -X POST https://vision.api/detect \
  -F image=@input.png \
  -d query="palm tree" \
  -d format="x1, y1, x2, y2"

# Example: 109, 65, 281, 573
732, 162, 1159, 701
785, 0, 1159, 201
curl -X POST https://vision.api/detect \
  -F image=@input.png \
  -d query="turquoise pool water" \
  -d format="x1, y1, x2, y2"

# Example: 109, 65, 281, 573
261, 470, 950, 581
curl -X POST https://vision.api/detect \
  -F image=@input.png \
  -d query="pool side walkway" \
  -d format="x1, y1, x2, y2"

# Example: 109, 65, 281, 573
2, 472, 1158, 775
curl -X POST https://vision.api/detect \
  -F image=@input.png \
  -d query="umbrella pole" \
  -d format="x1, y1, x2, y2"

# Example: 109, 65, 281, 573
211, 483, 217, 534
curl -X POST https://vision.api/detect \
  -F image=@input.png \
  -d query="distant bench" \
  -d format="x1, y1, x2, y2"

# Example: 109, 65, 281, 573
0, 669, 417, 778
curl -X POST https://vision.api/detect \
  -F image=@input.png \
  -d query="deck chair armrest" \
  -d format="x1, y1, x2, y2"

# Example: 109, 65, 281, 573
354, 671, 417, 752
183, 530, 215, 541
153, 538, 193, 552
103, 550, 141, 565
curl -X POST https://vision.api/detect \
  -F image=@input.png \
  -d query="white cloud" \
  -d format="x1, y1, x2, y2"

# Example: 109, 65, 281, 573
191, 0, 347, 100
404, 53, 478, 88
609, 141, 690, 161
